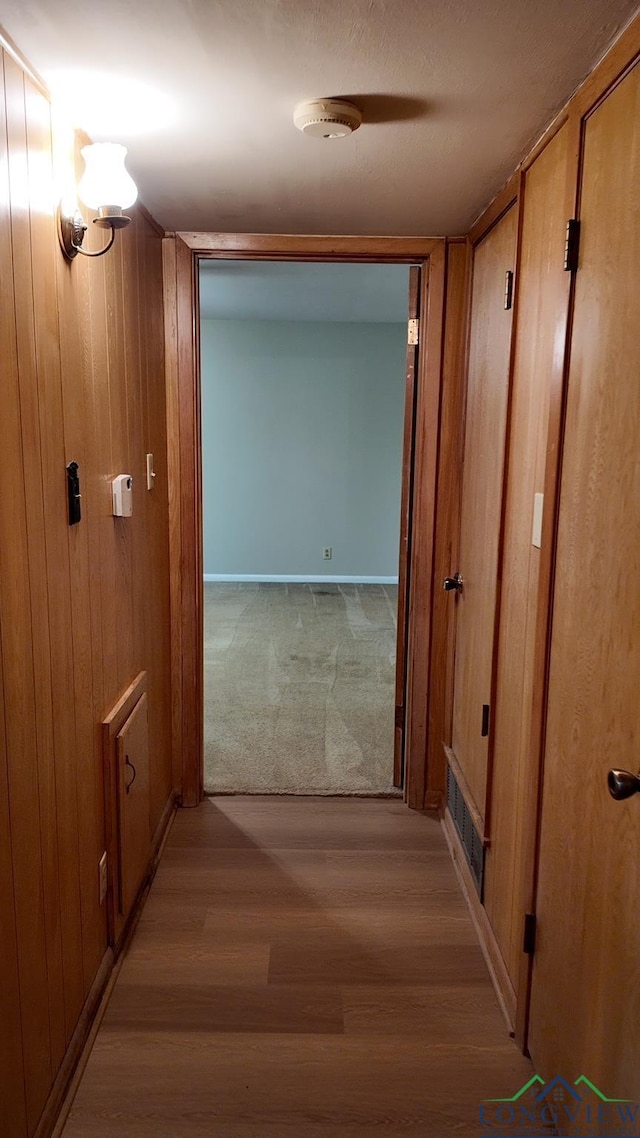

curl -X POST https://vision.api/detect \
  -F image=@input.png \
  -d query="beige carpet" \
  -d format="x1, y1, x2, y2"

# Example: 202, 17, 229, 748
204, 582, 399, 795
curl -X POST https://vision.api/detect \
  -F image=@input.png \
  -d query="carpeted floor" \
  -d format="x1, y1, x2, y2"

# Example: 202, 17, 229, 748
204, 582, 399, 795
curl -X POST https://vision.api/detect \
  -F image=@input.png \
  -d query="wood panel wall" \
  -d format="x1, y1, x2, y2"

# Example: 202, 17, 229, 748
0, 45, 173, 1138
444, 11, 640, 1044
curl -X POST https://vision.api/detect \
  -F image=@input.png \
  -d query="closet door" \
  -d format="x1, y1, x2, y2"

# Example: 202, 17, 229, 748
447, 205, 517, 830
528, 60, 640, 1096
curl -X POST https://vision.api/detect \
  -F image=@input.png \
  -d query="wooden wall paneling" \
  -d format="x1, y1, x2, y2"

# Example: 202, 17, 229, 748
106, 233, 136, 691
138, 217, 174, 827
0, 234, 28, 1125
23, 72, 87, 1049
53, 128, 108, 995
146, 220, 174, 822
424, 240, 470, 808
0, 682, 27, 1135
449, 204, 517, 827
483, 124, 571, 989
404, 246, 446, 810
162, 235, 184, 801
2, 52, 58, 1129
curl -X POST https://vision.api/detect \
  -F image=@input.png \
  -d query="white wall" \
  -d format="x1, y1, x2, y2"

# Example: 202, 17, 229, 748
201, 318, 406, 580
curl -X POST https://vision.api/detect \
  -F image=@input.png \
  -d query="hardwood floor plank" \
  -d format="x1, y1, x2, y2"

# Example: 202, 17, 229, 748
62, 797, 534, 1137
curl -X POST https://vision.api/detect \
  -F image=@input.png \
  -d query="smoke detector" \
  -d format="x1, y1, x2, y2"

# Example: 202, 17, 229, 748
293, 99, 362, 139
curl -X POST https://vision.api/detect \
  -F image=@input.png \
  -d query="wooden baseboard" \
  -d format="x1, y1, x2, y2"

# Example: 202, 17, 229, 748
41, 792, 178, 1138
35, 948, 114, 1138
441, 807, 518, 1036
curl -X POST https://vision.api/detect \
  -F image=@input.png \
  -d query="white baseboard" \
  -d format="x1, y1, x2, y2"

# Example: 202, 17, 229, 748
203, 574, 399, 585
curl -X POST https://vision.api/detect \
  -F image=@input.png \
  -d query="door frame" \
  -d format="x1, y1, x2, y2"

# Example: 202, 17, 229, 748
162, 232, 452, 809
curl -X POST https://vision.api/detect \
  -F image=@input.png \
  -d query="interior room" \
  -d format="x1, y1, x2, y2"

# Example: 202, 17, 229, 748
0, 2, 638, 1136
200, 260, 409, 796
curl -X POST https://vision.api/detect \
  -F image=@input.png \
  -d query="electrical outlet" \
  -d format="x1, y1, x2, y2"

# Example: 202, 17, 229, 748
99, 852, 108, 905
323, 546, 332, 560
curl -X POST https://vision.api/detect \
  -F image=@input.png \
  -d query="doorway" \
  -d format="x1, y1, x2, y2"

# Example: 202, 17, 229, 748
163, 233, 449, 809
199, 260, 412, 797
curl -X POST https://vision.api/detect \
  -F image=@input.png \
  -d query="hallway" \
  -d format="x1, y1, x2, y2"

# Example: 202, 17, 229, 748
61, 797, 533, 1136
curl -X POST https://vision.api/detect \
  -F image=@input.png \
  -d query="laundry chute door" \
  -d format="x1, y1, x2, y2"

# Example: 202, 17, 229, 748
447, 207, 517, 845
527, 61, 640, 1098
394, 265, 421, 788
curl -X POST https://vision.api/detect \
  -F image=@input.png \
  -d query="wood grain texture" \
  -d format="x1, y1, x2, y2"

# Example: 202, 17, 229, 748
425, 241, 470, 807
179, 233, 442, 258
450, 206, 517, 826
404, 244, 446, 809
528, 60, 640, 1098
0, 44, 172, 1138
483, 124, 571, 988
61, 797, 533, 1137
393, 265, 421, 788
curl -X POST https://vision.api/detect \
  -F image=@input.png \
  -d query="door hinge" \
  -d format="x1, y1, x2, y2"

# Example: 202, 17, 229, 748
523, 912, 537, 955
481, 703, 490, 738
564, 219, 580, 272
503, 270, 514, 310
407, 318, 419, 345
395, 705, 404, 728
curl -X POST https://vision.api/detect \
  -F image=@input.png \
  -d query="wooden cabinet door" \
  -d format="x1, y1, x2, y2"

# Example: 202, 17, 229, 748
528, 62, 640, 1098
449, 206, 517, 825
116, 693, 151, 919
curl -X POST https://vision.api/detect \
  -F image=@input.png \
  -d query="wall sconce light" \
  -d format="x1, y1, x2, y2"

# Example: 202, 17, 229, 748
59, 142, 138, 260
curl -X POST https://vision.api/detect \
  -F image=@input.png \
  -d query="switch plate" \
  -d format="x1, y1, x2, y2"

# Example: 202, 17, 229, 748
323, 547, 332, 560
99, 852, 108, 905
532, 493, 544, 549
146, 453, 156, 491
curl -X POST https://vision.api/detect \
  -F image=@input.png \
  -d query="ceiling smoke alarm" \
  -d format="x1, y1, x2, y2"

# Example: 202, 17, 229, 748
293, 99, 362, 139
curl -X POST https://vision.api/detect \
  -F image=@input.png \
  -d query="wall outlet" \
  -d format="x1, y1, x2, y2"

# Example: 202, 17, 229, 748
99, 852, 108, 905
323, 546, 332, 560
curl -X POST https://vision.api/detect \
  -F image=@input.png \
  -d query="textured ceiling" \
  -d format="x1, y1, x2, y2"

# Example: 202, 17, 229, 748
1, 0, 638, 235
199, 261, 410, 323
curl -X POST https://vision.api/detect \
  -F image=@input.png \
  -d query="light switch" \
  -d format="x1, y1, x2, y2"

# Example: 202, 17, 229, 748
532, 493, 544, 549
146, 453, 156, 491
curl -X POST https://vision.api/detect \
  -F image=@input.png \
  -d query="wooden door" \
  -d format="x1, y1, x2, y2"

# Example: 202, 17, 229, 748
394, 265, 421, 787
116, 693, 151, 919
528, 62, 640, 1099
449, 207, 517, 825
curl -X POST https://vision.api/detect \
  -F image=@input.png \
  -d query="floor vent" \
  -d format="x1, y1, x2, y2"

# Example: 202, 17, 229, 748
447, 764, 485, 898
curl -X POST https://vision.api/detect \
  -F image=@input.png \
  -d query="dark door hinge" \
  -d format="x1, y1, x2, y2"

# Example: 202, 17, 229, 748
395, 705, 404, 728
504, 270, 514, 310
564, 219, 580, 272
481, 704, 490, 738
523, 912, 537, 955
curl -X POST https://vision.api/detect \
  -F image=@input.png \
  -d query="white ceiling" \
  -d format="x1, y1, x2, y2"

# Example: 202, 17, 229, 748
199, 261, 410, 323
1, 0, 638, 235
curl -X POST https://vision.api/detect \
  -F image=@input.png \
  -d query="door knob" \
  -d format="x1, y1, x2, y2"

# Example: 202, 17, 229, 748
607, 768, 640, 800
443, 573, 463, 593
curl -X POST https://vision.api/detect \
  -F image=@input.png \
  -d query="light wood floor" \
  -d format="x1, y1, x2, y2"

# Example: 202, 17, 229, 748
62, 797, 533, 1136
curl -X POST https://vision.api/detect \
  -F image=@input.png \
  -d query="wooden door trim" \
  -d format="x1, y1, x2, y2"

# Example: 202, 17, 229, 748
174, 232, 444, 259
165, 233, 448, 809
394, 265, 421, 788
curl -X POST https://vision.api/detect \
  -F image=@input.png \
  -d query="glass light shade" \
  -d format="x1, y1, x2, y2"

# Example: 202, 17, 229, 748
77, 143, 138, 211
